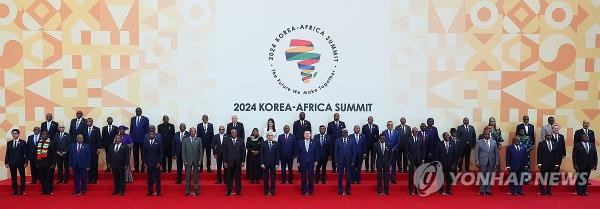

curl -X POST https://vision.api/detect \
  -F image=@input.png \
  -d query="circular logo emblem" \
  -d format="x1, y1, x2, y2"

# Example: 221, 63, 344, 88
268, 25, 340, 94
414, 161, 444, 196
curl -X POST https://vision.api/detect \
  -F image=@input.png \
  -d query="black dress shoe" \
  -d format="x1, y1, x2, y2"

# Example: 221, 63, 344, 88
112, 192, 119, 196
119, 193, 125, 196
583, 192, 589, 196
236, 193, 241, 196
264, 192, 268, 196
208, 170, 214, 173
156, 193, 161, 196
546, 192, 552, 196
147, 192, 153, 196
486, 192, 492, 195
11, 192, 18, 196
390, 180, 397, 184
18, 191, 24, 195
446, 191, 453, 195
480, 192, 485, 196
281, 181, 286, 184
72, 192, 80, 195
225, 192, 231, 196
215, 181, 222, 184
288, 181, 294, 184
175, 181, 182, 184
338, 192, 343, 195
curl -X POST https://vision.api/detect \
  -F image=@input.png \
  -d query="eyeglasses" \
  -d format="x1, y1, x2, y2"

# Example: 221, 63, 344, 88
59, 127, 65, 129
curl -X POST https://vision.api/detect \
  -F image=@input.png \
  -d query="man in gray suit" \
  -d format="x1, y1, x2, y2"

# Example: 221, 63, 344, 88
182, 128, 203, 196
541, 116, 555, 142
475, 130, 499, 195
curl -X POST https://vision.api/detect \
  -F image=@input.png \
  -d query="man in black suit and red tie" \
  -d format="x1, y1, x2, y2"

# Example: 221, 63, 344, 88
327, 113, 345, 173
101, 117, 118, 173
5, 129, 28, 195
226, 115, 245, 140
197, 115, 214, 173
84, 118, 102, 184
41, 113, 58, 140
574, 120, 595, 144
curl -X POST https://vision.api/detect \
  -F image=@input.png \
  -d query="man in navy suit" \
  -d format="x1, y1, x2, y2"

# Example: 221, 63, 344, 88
108, 135, 129, 196
278, 125, 296, 184
405, 127, 424, 195
69, 111, 86, 144
173, 123, 188, 184
327, 113, 345, 173
573, 134, 598, 196
382, 121, 400, 184
550, 124, 566, 169
83, 118, 101, 184
436, 132, 458, 195
394, 117, 410, 173
375, 134, 392, 195
101, 117, 118, 173
314, 125, 330, 184
158, 115, 175, 173
70, 134, 90, 195
574, 120, 595, 144
350, 125, 366, 184
261, 131, 279, 196
293, 112, 312, 143
54, 124, 71, 184
226, 115, 245, 140
335, 129, 355, 195
298, 131, 317, 196
506, 136, 528, 195
363, 116, 379, 173
143, 131, 164, 196
131, 107, 149, 173
516, 115, 535, 143
27, 127, 41, 184
457, 117, 476, 172
41, 113, 58, 140
5, 129, 27, 195
197, 115, 214, 173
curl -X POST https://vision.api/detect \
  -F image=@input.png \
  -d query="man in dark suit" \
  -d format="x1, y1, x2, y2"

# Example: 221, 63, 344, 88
69, 111, 86, 144
574, 120, 595, 144
173, 123, 188, 184
382, 121, 400, 184
327, 113, 345, 173
436, 132, 458, 195
393, 117, 410, 173
293, 112, 312, 143
335, 129, 355, 195
143, 131, 164, 196
375, 134, 392, 195
537, 134, 560, 195
424, 118, 441, 163
261, 131, 279, 196
197, 115, 214, 173
363, 116, 379, 173
573, 134, 598, 196
54, 124, 70, 184
457, 117, 476, 172
131, 107, 149, 173
36, 130, 56, 195
158, 115, 175, 173
70, 134, 90, 195
41, 113, 59, 140
515, 115, 535, 143
314, 125, 330, 184
226, 115, 245, 140
405, 127, 424, 195
350, 125, 366, 184
5, 129, 27, 195
83, 118, 101, 184
108, 135, 129, 196
506, 136, 528, 195
223, 129, 246, 196
298, 131, 317, 196
212, 126, 226, 184
278, 125, 296, 184
101, 117, 118, 173
550, 124, 566, 169
27, 127, 41, 184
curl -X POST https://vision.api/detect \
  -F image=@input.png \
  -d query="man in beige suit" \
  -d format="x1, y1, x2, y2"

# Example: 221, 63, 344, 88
182, 128, 203, 196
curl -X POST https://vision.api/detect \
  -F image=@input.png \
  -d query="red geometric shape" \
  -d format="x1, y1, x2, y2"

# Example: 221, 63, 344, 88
570, 5, 588, 31
506, 1, 535, 30
473, 61, 493, 71
23, 69, 58, 87
539, 73, 556, 89
0, 40, 23, 68
474, 33, 494, 44
555, 91, 572, 107
582, 109, 600, 120
4, 89, 23, 106
541, 44, 576, 71
501, 71, 535, 88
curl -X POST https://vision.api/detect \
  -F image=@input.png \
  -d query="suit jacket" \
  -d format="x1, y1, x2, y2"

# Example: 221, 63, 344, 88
212, 134, 227, 157
363, 123, 380, 147
541, 124, 553, 142
278, 133, 296, 160
374, 141, 392, 169
335, 137, 356, 164
436, 140, 458, 171
551, 133, 566, 159
69, 143, 90, 169
572, 142, 598, 171
293, 120, 312, 141
314, 134, 330, 159
181, 136, 203, 165
405, 136, 424, 166
505, 144, 528, 172
158, 123, 176, 146
574, 128, 596, 144
108, 143, 129, 169
69, 118, 87, 142
474, 139, 499, 167
349, 133, 367, 159
394, 124, 410, 149
537, 140, 560, 170
35, 138, 56, 167
41, 121, 59, 140
54, 132, 71, 154
327, 121, 346, 142
222, 137, 246, 167
197, 123, 214, 147
226, 122, 245, 140
5, 140, 27, 166
297, 139, 317, 168
101, 125, 118, 148
27, 134, 40, 160
516, 123, 535, 142
457, 124, 476, 149
83, 126, 102, 152
260, 140, 280, 167
173, 131, 190, 157
425, 126, 441, 156
143, 138, 164, 167
130, 115, 150, 143
381, 129, 400, 151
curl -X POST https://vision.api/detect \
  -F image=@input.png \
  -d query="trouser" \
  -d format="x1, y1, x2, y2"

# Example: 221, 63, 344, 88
147, 166, 161, 193
352, 157, 363, 182
315, 157, 328, 183
176, 153, 183, 182
73, 167, 87, 193
39, 166, 54, 194
509, 170, 523, 194
407, 163, 421, 194
458, 146, 471, 171
440, 170, 454, 194
280, 159, 294, 182
185, 162, 199, 193
300, 164, 315, 194
29, 159, 38, 183
104, 145, 111, 170
200, 145, 212, 171
225, 164, 242, 194
162, 143, 173, 172
216, 156, 223, 182
331, 147, 337, 172
365, 142, 375, 171
576, 170, 591, 194
88, 153, 99, 182
376, 165, 390, 194
56, 154, 69, 182
9, 165, 26, 193
337, 162, 351, 194
479, 164, 493, 193
539, 169, 555, 194
133, 142, 144, 171
390, 150, 397, 181
263, 165, 276, 194
112, 167, 125, 194
397, 148, 407, 172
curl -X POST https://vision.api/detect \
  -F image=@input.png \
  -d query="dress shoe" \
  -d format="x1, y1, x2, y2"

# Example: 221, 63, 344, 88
215, 181, 222, 184
338, 192, 343, 195
156, 193, 161, 196
264, 192, 268, 196
208, 170, 214, 173
225, 192, 231, 196
236, 193, 241, 196
485, 192, 492, 195
112, 192, 119, 196
147, 192, 153, 196
18, 191, 24, 195
309, 192, 313, 196
346, 192, 351, 195
583, 192, 589, 196
390, 180, 397, 184
11, 192, 18, 196
546, 192, 552, 196
288, 181, 294, 184
119, 193, 125, 196
281, 181, 286, 184
134, 170, 140, 173
175, 181, 182, 184
517, 192, 524, 195
72, 192, 80, 195
480, 192, 485, 196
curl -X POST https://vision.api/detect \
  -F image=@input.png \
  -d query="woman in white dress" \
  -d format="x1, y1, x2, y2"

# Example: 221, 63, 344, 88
263, 118, 277, 137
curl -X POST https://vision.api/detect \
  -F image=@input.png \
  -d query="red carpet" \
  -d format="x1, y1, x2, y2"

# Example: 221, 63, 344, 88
1, 171, 599, 209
